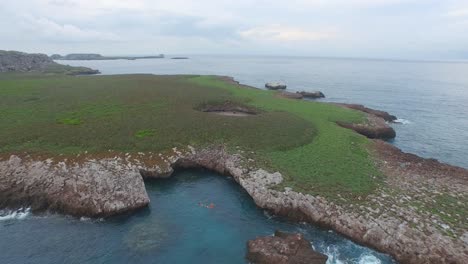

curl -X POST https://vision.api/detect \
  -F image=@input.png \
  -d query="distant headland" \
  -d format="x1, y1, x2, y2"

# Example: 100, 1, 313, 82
51, 53, 165, 61
0, 50, 99, 75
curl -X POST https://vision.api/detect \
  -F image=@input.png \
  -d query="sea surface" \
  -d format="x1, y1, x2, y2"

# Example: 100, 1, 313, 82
59, 55, 468, 169
1, 170, 395, 264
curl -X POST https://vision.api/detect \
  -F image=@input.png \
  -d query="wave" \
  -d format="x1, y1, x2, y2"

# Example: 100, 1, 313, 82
394, 118, 411, 124
0, 208, 31, 221
320, 244, 383, 264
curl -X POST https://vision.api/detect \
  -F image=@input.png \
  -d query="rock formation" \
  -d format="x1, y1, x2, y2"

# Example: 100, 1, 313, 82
265, 82, 287, 90
336, 113, 396, 139
336, 103, 397, 122
278, 91, 304, 99
0, 50, 55, 72
0, 50, 100, 75
297, 91, 325, 99
246, 231, 328, 264
1, 143, 467, 263
0, 155, 149, 217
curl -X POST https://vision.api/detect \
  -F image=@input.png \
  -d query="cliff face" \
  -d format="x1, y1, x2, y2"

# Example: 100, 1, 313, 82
0, 50, 55, 73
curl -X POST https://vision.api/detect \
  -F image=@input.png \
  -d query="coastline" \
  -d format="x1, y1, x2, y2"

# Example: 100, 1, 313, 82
0, 75, 467, 263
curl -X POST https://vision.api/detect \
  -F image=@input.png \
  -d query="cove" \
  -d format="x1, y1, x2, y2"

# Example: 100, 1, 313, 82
0, 169, 396, 264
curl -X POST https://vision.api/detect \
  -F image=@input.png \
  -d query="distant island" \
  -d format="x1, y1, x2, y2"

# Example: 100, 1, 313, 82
51, 53, 165, 60
0, 50, 99, 75
171, 57, 189, 60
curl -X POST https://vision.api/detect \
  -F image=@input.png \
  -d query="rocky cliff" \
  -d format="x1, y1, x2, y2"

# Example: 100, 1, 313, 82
0, 50, 99, 75
0, 51, 55, 72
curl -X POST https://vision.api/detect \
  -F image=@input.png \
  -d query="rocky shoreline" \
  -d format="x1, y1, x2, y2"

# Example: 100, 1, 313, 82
1, 139, 467, 263
1, 76, 467, 263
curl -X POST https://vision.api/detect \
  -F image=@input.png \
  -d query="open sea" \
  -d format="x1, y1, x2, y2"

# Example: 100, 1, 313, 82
2, 55, 467, 264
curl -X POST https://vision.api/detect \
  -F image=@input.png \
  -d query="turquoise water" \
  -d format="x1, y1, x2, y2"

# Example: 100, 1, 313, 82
0, 170, 396, 264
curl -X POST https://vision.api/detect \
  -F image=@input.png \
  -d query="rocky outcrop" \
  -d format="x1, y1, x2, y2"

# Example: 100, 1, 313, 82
266, 82, 287, 90
246, 231, 328, 264
0, 155, 149, 217
0, 50, 100, 75
336, 103, 397, 122
337, 113, 396, 139
0, 50, 55, 72
1, 145, 467, 263
277, 91, 304, 100
297, 91, 325, 99
135, 146, 468, 264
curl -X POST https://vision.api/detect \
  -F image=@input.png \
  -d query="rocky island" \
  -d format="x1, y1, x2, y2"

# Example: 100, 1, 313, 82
51, 53, 165, 60
0, 50, 100, 75
0, 66, 467, 263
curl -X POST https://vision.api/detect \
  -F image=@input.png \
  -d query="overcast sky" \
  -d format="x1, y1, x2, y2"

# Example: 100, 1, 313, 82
1, 0, 468, 59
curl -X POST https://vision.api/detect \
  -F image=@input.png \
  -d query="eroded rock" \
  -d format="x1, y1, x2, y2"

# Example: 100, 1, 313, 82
266, 82, 287, 90
297, 91, 325, 99
337, 113, 396, 139
246, 231, 327, 264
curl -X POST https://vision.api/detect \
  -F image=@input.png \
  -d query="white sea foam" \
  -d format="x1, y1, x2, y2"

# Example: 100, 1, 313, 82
0, 208, 31, 221
324, 245, 345, 264
394, 118, 411, 124
358, 254, 382, 264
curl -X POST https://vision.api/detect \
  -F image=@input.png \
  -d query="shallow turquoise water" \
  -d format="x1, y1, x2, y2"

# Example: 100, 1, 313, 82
0, 170, 395, 264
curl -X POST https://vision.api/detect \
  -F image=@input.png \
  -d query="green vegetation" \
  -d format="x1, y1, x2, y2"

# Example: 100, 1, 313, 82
135, 129, 156, 139
0, 73, 378, 199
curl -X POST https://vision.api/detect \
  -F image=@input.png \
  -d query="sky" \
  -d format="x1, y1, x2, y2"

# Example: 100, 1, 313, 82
1, 0, 468, 60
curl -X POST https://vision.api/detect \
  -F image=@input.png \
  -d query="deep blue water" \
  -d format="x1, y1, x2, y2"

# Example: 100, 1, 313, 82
0, 170, 395, 264
59, 55, 468, 168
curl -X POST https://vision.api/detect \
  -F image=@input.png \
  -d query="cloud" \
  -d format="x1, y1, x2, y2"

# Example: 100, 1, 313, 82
445, 8, 468, 18
20, 16, 120, 42
240, 25, 337, 42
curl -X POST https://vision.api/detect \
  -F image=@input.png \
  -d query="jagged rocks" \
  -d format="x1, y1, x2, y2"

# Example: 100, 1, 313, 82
246, 231, 328, 264
0, 50, 55, 72
0, 155, 149, 217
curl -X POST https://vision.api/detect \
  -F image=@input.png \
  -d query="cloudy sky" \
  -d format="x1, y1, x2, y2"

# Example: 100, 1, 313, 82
1, 0, 468, 59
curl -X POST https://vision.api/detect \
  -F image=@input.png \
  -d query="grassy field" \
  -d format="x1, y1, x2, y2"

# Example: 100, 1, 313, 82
0, 73, 379, 199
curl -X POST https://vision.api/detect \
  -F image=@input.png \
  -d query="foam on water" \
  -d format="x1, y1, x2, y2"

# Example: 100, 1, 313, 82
0, 208, 30, 221
394, 118, 411, 125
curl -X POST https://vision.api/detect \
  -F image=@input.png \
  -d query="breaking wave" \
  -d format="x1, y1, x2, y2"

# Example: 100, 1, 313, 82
394, 118, 411, 124
0, 208, 31, 221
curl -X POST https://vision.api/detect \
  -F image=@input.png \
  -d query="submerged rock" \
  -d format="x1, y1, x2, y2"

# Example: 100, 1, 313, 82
246, 231, 327, 264
124, 218, 172, 252
265, 82, 287, 90
297, 91, 325, 99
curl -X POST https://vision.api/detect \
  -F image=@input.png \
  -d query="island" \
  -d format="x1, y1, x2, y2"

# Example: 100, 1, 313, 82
0, 51, 467, 264
51, 53, 164, 60
0, 50, 99, 75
